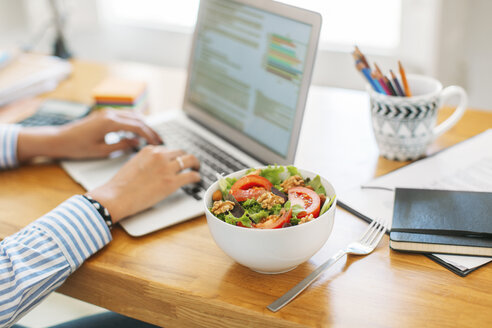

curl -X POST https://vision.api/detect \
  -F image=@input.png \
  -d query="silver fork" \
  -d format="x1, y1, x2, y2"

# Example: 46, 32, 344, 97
267, 217, 389, 312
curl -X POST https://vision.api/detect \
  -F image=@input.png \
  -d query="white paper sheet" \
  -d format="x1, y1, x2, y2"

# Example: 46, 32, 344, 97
339, 129, 492, 271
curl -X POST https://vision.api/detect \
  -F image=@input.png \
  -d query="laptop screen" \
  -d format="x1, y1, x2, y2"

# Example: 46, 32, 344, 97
187, 0, 313, 158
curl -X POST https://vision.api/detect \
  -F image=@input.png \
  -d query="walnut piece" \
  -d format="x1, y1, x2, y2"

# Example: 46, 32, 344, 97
299, 214, 314, 224
280, 175, 305, 192
211, 200, 234, 215
256, 192, 285, 209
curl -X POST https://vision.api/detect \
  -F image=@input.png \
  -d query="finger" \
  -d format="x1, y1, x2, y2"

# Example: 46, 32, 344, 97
98, 138, 139, 156
171, 154, 200, 173
118, 117, 162, 145
113, 110, 145, 121
175, 171, 201, 187
105, 110, 164, 144
161, 149, 186, 161
107, 117, 161, 145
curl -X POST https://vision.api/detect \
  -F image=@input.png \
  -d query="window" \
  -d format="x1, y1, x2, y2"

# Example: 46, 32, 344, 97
96, 0, 442, 89
99, 0, 402, 50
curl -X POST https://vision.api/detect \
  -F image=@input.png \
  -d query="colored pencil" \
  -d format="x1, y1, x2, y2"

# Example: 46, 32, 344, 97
354, 46, 369, 68
356, 62, 382, 93
384, 76, 397, 96
352, 47, 413, 97
398, 61, 412, 97
373, 63, 384, 76
372, 71, 391, 95
390, 69, 405, 96
373, 63, 394, 95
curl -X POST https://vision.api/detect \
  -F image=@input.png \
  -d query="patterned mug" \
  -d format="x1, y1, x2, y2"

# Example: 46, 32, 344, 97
368, 74, 467, 161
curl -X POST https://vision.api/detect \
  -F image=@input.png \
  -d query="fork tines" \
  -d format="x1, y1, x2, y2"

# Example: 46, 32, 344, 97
360, 217, 388, 247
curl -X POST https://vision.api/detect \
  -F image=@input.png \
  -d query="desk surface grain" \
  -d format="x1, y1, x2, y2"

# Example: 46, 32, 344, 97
1, 60, 491, 328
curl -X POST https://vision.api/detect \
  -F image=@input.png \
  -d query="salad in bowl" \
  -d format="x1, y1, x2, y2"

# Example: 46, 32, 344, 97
204, 166, 337, 274
209, 165, 335, 229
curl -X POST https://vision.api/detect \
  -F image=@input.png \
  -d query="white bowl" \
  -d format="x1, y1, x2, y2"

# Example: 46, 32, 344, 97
204, 167, 336, 274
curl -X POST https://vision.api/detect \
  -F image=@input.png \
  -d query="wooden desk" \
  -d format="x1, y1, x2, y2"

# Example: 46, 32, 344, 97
1, 60, 491, 327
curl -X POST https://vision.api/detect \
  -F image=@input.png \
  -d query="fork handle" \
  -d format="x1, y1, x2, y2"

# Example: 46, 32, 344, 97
267, 249, 347, 312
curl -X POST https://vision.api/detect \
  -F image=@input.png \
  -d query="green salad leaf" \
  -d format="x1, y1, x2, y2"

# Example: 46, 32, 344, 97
224, 212, 252, 227
249, 210, 269, 223
271, 204, 283, 215
286, 166, 301, 177
260, 165, 284, 185
290, 218, 301, 225
320, 195, 336, 215
214, 212, 226, 222
218, 177, 237, 197
239, 199, 270, 223
245, 168, 257, 174
242, 198, 262, 213
307, 175, 326, 195
284, 201, 305, 225
291, 204, 305, 218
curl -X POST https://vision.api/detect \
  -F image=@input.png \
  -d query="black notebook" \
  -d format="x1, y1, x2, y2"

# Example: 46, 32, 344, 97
389, 188, 492, 257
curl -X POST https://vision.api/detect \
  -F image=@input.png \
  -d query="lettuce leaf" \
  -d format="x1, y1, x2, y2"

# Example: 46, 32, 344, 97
260, 165, 284, 185
286, 166, 301, 177
307, 175, 326, 195
242, 198, 263, 214
320, 195, 336, 215
249, 210, 269, 223
271, 204, 283, 215
290, 218, 301, 225
224, 212, 252, 227
218, 177, 237, 197
291, 204, 306, 219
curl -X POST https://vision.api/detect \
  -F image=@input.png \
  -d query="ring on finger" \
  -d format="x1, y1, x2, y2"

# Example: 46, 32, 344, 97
176, 156, 185, 171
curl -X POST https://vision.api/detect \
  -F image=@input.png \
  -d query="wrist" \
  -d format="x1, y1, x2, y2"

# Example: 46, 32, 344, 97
17, 126, 65, 162
86, 189, 125, 223
82, 195, 113, 229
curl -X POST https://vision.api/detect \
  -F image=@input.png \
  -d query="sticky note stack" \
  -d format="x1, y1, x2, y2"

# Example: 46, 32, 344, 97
92, 77, 148, 112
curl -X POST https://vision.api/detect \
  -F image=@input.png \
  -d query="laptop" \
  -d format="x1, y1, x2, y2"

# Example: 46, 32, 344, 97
62, 0, 322, 236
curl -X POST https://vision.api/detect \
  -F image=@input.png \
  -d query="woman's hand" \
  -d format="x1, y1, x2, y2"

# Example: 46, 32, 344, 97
86, 146, 201, 223
17, 109, 163, 162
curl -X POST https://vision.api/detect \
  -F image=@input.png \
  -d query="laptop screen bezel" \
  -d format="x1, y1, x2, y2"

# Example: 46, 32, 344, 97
182, 0, 322, 165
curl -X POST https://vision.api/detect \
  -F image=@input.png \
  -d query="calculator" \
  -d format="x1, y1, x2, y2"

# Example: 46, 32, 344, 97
18, 99, 92, 126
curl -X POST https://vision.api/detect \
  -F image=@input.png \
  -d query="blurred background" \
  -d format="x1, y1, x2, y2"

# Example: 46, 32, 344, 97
0, 0, 491, 107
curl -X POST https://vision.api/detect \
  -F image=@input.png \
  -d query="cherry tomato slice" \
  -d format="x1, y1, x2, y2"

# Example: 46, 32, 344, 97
230, 175, 273, 202
256, 209, 292, 229
288, 187, 321, 218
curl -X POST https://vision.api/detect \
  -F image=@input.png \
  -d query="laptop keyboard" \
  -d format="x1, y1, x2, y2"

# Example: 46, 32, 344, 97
153, 120, 249, 200
19, 113, 74, 126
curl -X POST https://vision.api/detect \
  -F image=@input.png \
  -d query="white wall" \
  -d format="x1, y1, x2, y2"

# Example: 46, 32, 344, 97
463, 0, 492, 110
0, 0, 491, 110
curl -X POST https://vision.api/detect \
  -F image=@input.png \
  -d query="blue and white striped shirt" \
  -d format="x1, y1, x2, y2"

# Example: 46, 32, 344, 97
0, 125, 112, 327
0, 125, 20, 169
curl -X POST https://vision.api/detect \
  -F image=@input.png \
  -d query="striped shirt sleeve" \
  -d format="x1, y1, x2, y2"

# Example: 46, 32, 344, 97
0, 195, 112, 327
0, 124, 20, 169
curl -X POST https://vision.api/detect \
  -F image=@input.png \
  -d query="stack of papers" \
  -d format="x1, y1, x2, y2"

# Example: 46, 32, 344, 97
0, 52, 72, 107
